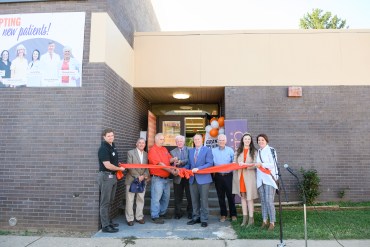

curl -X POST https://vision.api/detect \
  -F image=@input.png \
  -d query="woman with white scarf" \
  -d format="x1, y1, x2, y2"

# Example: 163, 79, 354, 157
255, 134, 278, 231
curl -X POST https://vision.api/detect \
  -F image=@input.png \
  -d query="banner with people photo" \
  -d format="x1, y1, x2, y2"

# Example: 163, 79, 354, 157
0, 12, 85, 88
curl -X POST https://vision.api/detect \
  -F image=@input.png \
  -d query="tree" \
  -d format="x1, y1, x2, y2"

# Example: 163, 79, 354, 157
300, 8, 347, 29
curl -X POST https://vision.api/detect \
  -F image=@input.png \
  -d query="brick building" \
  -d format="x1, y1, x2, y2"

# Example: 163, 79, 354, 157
1, 0, 369, 232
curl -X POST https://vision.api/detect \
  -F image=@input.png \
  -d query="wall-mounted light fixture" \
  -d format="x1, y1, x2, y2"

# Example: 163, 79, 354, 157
173, 93, 190, 99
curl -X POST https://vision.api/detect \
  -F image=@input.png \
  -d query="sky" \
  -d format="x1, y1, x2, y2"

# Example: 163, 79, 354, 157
151, 0, 370, 31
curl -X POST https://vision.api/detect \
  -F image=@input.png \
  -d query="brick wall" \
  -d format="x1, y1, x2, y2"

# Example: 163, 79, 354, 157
100, 64, 150, 217
225, 86, 370, 202
0, 0, 156, 231
107, 0, 161, 46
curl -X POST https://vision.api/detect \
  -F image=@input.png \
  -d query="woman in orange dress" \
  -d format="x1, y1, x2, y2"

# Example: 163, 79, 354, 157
232, 132, 258, 226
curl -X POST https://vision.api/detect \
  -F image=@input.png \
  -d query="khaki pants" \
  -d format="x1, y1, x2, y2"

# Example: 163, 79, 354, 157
125, 185, 146, 222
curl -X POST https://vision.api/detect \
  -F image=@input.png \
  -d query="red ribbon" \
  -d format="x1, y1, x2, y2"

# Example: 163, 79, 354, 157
115, 163, 267, 180
258, 166, 272, 175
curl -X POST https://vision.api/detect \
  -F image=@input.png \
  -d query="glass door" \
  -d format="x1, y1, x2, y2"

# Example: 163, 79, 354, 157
184, 117, 205, 147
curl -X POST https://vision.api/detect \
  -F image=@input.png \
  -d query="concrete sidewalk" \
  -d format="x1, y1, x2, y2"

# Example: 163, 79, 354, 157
93, 214, 236, 239
1, 215, 368, 247
0, 236, 369, 247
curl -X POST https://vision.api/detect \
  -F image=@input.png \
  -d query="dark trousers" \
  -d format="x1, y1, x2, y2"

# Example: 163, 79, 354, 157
97, 172, 117, 228
214, 173, 237, 217
173, 178, 192, 216
189, 180, 210, 222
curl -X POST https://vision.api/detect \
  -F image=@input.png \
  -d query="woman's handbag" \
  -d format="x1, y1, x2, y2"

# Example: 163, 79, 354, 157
129, 178, 145, 193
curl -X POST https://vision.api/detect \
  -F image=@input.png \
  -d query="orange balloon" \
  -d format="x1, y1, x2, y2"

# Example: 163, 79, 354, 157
209, 128, 219, 137
210, 117, 217, 124
218, 116, 225, 127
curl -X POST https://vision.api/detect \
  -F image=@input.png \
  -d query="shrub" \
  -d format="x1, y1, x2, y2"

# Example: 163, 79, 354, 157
300, 168, 321, 205
338, 186, 350, 200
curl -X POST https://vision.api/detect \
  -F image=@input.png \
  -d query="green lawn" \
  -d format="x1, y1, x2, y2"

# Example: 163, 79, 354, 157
232, 206, 370, 239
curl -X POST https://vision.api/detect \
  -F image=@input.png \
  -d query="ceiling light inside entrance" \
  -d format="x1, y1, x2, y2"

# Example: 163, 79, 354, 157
173, 93, 190, 99
180, 105, 192, 110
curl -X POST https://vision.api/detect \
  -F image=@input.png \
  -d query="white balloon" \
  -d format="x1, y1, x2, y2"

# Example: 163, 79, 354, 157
205, 125, 212, 133
218, 128, 225, 134
211, 120, 219, 129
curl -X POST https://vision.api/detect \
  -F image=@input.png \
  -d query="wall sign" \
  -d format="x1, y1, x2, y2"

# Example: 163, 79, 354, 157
0, 12, 85, 88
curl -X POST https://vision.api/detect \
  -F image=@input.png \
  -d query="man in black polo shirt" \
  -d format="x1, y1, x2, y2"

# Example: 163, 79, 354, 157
98, 128, 125, 233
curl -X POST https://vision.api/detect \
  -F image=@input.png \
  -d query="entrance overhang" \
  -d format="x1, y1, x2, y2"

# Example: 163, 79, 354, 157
135, 87, 224, 104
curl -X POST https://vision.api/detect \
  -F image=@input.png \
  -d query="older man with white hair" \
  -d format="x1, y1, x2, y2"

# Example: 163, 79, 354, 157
212, 134, 237, 222
170, 135, 192, 219
148, 133, 178, 224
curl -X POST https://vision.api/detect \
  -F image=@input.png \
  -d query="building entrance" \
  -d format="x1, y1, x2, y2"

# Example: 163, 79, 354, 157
152, 104, 219, 150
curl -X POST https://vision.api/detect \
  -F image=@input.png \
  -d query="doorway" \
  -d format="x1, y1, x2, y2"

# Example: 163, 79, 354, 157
153, 103, 219, 150
157, 115, 206, 150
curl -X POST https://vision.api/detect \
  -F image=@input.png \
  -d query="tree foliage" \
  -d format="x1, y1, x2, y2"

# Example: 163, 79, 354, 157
300, 8, 347, 29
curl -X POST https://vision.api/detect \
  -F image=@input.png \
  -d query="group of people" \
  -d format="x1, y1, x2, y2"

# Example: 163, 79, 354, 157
0, 41, 80, 88
97, 128, 279, 233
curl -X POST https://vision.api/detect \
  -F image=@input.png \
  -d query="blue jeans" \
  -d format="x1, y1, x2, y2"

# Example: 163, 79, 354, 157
150, 176, 170, 218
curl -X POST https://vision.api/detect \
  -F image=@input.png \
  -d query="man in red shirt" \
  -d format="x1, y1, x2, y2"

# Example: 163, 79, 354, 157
148, 133, 178, 224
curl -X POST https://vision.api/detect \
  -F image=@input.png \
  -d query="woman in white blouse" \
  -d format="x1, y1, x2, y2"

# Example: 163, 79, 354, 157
255, 134, 278, 231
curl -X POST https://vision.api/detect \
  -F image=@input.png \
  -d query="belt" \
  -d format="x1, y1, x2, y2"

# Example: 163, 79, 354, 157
100, 171, 116, 175
217, 173, 232, 176
151, 175, 168, 179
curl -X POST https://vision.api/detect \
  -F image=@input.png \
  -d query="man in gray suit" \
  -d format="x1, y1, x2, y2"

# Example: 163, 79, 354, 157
125, 138, 149, 226
170, 135, 192, 220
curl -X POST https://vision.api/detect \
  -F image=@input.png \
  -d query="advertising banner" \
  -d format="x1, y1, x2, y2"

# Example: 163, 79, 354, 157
0, 12, 85, 88
224, 119, 248, 151
162, 121, 181, 146
224, 119, 248, 204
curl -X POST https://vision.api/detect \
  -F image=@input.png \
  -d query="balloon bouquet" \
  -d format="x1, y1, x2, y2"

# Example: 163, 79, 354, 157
204, 116, 225, 148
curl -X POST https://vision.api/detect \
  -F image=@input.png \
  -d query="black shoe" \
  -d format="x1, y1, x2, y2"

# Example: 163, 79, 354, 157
160, 214, 172, 219
110, 222, 119, 228
127, 221, 134, 226
187, 219, 201, 225
152, 218, 165, 224
102, 225, 119, 233
201, 222, 208, 227
175, 214, 183, 219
